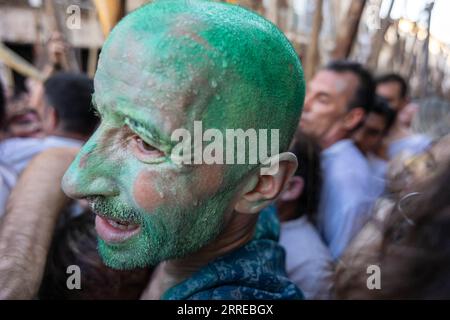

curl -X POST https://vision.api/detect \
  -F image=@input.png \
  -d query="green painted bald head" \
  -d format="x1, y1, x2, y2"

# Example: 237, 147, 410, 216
62, 0, 305, 270
100, 0, 305, 151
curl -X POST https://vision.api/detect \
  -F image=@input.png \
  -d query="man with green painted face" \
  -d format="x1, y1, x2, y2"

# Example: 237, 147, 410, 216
62, 0, 305, 300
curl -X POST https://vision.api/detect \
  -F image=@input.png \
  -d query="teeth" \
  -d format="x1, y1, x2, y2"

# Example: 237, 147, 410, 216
106, 218, 138, 231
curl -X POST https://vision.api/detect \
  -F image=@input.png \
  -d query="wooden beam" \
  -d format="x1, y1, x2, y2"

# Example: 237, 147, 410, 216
0, 42, 45, 81
304, 0, 323, 81
87, 47, 98, 78
93, 0, 126, 37
266, 0, 279, 25
44, 0, 80, 72
332, 0, 367, 60
421, 1, 435, 96
367, 0, 395, 69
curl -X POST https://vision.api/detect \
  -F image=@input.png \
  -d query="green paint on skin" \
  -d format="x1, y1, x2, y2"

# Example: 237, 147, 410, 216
62, 0, 305, 270
94, 179, 238, 269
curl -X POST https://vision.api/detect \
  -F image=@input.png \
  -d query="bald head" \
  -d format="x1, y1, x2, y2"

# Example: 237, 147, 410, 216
96, 0, 305, 151
62, 0, 304, 269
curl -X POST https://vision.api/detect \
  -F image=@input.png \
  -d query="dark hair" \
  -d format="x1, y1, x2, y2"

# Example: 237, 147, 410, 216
371, 96, 397, 133
336, 159, 450, 299
0, 79, 5, 130
325, 60, 375, 113
44, 72, 98, 137
288, 131, 322, 221
39, 212, 152, 299
375, 73, 408, 99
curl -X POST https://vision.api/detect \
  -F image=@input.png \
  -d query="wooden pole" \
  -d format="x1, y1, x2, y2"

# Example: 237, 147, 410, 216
93, 0, 126, 38
266, 0, 279, 25
400, 26, 418, 75
367, 0, 395, 69
0, 42, 45, 82
44, 0, 80, 72
87, 48, 98, 78
87, 9, 99, 78
332, 0, 367, 60
304, 0, 323, 81
422, 1, 434, 96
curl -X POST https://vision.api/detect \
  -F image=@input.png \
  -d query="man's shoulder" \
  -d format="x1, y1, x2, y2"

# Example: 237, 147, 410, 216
388, 134, 432, 159
0, 137, 46, 172
321, 141, 375, 205
175, 239, 303, 300
42, 136, 83, 148
162, 206, 303, 300
0, 137, 44, 155
323, 140, 369, 172
280, 217, 333, 267
0, 164, 16, 188
281, 217, 329, 253
326, 155, 370, 188
163, 230, 303, 300
0, 136, 82, 174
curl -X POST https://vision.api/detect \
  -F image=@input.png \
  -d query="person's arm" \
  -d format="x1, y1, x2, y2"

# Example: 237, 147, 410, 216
0, 148, 78, 299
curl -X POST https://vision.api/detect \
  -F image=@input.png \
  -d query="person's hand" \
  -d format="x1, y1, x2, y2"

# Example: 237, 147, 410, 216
47, 32, 69, 68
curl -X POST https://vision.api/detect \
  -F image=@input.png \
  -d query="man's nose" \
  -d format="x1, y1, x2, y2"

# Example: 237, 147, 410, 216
303, 92, 313, 112
61, 132, 119, 199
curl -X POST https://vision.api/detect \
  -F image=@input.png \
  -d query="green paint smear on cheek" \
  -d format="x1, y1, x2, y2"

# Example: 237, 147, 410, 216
95, 179, 237, 270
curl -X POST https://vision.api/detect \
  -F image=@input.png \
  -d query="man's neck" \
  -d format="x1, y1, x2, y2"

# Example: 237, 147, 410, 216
141, 211, 259, 299
320, 131, 349, 150
277, 202, 300, 222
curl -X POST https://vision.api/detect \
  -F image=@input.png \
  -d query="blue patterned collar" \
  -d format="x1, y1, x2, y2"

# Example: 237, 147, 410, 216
162, 205, 304, 300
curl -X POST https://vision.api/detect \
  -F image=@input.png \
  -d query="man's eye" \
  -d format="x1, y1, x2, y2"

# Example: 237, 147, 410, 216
317, 96, 329, 104
131, 135, 165, 160
136, 136, 156, 153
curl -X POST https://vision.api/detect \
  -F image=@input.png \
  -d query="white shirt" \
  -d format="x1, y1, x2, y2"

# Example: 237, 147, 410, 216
367, 153, 387, 198
0, 163, 16, 218
0, 136, 83, 217
0, 136, 83, 175
280, 216, 335, 299
317, 139, 377, 260
388, 134, 431, 160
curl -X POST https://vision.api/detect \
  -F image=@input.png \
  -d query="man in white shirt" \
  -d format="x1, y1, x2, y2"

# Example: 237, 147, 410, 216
0, 79, 15, 218
300, 60, 377, 260
0, 72, 97, 175
277, 133, 334, 299
0, 164, 16, 218
0, 73, 98, 216
375, 74, 431, 159
353, 96, 397, 197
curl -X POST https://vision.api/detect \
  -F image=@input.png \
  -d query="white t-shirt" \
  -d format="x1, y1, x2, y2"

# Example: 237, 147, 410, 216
388, 134, 431, 160
0, 136, 83, 217
0, 136, 82, 175
280, 216, 335, 299
367, 153, 388, 198
0, 163, 17, 218
317, 139, 378, 260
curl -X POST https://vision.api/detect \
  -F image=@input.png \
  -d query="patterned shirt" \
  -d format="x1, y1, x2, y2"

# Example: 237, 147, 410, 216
162, 206, 304, 300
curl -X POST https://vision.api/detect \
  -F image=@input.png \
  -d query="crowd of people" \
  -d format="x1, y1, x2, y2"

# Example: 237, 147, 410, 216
0, 0, 449, 300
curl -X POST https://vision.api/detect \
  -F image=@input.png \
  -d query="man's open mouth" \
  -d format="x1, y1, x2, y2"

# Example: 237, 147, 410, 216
94, 214, 141, 244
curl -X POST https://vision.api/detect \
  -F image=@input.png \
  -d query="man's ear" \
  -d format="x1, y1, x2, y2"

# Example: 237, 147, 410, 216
234, 152, 298, 214
343, 107, 365, 131
279, 176, 304, 202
